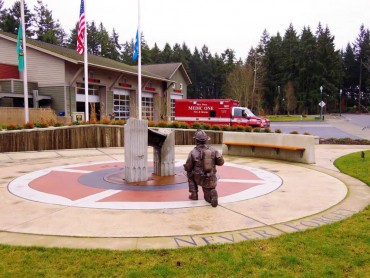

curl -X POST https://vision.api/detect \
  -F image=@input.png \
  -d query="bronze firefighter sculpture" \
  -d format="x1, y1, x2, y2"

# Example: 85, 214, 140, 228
184, 130, 224, 207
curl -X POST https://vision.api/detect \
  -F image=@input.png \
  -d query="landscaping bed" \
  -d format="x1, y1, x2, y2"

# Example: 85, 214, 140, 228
319, 138, 370, 145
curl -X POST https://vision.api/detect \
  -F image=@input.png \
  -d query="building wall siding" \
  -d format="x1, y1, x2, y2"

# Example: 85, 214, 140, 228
38, 86, 66, 113
106, 90, 113, 115
0, 81, 12, 92
0, 39, 17, 65
27, 48, 65, 86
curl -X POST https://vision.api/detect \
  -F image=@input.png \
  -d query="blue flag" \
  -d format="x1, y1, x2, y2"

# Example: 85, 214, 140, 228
16, 23, 24, 71
132, 30, 139, 61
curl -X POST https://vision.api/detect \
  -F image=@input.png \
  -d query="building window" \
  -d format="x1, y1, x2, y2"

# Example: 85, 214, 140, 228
142, 96, 153, 120
171, 94, 183, 120
77, 84, 99, 96
170, 99, 176, 120
113, 91, 130, 120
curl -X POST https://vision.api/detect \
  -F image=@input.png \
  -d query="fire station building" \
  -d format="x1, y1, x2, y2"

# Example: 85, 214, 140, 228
0, 31, 191, 122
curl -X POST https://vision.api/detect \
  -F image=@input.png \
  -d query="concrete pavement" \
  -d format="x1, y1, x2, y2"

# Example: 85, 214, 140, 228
0, 143, 369, 250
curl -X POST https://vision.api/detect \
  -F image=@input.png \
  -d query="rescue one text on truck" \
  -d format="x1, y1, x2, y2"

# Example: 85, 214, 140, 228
174, 99, 270, 128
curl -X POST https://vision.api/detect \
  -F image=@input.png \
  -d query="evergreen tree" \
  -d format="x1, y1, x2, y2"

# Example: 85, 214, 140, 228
140, 33, 152, 64
149, 43, 162, 64
353, 24, 370, 109
0, 0, 34, 36
97, 23, 119, 60
296, 26, 318, 113
281, 24, 300, 84
188, 47, 202, 98
66, 22, 78, 50
342, 43, 358, 107
121, 40, 135, 65
34, 0, 66, 45
264, 32, 284, 114
181, 42, 192, 70
160, 43, 173, 63
87, 21, 100, 55
110, 28, 122, 61
316, 24, 343, 112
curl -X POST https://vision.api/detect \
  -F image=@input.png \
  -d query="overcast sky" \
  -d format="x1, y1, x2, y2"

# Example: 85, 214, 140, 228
5, 0, 370, 59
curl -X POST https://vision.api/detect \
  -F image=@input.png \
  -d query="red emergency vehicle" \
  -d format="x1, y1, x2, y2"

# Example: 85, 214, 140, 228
174, 99, 270, 128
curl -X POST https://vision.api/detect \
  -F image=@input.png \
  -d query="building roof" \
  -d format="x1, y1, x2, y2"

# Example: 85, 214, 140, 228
142, 63, 192, 85
0, 31, 169, 82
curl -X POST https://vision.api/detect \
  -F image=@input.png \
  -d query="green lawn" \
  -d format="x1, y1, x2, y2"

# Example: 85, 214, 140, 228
267, 115, 319, 122
0, 152, 369, 277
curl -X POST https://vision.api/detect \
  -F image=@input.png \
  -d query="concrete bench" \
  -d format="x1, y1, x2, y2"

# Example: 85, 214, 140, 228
223, 142, 306, 157
222, 132, 315, 164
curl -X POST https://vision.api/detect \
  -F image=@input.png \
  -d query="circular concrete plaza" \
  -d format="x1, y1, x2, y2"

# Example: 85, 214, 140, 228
1, 146, 369, 250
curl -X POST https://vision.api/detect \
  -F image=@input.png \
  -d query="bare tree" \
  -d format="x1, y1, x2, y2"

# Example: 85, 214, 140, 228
284, 81, 297, 115
226, 65, 254, 107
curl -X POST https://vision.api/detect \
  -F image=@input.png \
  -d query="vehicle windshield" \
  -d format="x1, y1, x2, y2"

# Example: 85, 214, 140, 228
233, 107, 257, 118
237, 107, 256, 117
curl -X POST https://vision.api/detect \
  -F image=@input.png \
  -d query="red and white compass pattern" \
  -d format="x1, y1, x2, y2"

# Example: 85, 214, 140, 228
8, 161, 282, 210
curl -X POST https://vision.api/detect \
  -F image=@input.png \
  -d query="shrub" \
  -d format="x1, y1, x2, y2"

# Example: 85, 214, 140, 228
99, 116, 111, 125
264, 127, 271, 133
221, 125, 230, 131
6, 123, 22, 130
191, 122, 202, 129
290, 131, 299, 134
230, 125, 244, 132
253, 127, 261, 133
244, 126, 252, 132
35, 121, 48, 128
148, 121, 157, 127
24, 122, 35, 129
210, 125, 221, 131
178, 122, 189, 129
275, 129, 282, 133
202, 123, 211, 130
47, 118, 57, 126
168, 121, 181, 128
112, 120, 126, 125
157, 121, 169, 128
303, 132, 311, 135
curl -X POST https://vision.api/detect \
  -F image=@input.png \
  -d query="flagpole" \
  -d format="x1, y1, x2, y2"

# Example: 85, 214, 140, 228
137, 0, 142, 120
20, 0, 29, 123
83, 0, 89, 122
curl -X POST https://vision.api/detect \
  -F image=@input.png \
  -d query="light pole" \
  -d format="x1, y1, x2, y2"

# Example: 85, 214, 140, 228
339, 89, 342, 116
320, 86, 323, 120
278, 85, 281, 114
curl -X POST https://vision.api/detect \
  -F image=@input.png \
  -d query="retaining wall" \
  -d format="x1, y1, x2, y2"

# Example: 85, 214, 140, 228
0, 126, 223, 152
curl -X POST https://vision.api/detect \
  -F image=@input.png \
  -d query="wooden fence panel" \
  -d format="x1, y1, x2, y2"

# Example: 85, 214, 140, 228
0, 107, 57, 125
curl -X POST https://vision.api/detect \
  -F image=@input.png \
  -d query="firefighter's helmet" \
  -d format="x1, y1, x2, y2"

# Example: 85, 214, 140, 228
193, 130, 210, 142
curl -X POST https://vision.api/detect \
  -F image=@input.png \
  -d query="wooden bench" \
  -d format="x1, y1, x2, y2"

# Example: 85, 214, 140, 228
223, 141, 306, 157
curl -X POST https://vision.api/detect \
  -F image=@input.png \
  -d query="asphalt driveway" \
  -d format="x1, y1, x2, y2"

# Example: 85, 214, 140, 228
270, 114, 370, 140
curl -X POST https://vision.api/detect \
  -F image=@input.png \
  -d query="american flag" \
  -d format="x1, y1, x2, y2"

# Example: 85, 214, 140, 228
77, 0, 85, 55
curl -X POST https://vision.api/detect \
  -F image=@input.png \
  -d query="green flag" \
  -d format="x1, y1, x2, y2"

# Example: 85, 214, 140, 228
16, 23, 24, 71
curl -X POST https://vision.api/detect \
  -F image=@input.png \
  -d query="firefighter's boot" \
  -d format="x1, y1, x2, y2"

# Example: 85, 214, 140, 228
210, 189, 218, 207
203, 189, 211, 203
189, 192, 198, 200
